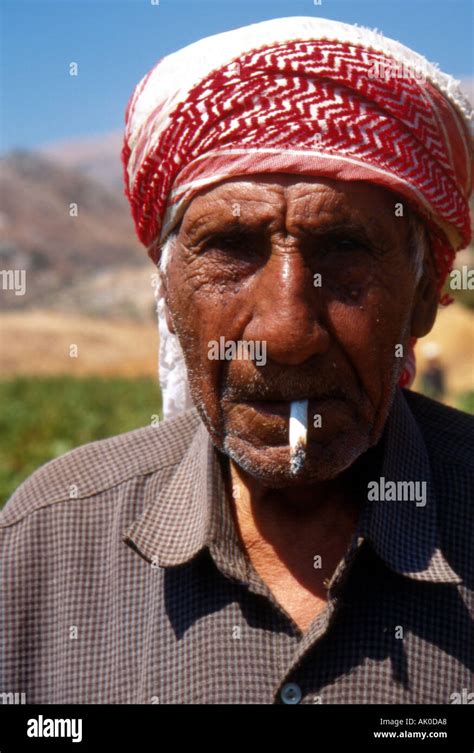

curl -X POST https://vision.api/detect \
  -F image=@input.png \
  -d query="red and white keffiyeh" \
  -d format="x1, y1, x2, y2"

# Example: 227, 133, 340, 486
122, 17, 473, 417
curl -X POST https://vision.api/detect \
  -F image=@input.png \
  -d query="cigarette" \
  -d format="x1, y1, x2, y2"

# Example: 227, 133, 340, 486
289, 399, 308, 475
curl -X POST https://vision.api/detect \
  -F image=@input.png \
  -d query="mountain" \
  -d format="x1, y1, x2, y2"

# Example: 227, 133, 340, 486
0, 151, 149, 312
40, 132, 124, 191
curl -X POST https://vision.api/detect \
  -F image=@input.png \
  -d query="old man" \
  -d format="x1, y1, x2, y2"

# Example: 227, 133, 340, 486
1, 17, 473, 705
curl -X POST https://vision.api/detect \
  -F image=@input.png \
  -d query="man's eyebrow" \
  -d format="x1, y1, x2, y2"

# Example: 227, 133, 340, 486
296, 215, 397, 247
183, 214, 269, 240
301, 220, 377, 240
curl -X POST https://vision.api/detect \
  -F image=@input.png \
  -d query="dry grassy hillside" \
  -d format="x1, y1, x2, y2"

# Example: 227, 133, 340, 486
0, 310, 158, 377
414, 304, 474, 397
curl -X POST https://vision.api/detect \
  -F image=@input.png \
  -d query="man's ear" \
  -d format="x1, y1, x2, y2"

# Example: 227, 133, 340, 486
164, 302, 176, 334
159, 274, 176, 334
410, 252, 439, 338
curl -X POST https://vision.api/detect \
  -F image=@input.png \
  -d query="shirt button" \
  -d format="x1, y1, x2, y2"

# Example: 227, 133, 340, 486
280, 682, 302, 705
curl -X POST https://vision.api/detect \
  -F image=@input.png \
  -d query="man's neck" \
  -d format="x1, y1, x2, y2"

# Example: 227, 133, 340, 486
222, 443, 383, 632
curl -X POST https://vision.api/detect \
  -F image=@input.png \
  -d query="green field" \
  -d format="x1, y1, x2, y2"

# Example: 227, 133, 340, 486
0, 376, 162, 506
1, 377, 473, 508
456, 391, 474, 414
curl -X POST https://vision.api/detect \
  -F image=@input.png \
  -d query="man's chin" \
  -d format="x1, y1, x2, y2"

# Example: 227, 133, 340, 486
222, 431, 373, 486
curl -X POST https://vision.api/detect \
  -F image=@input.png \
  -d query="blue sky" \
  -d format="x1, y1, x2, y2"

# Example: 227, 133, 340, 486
1, 0, 473, 151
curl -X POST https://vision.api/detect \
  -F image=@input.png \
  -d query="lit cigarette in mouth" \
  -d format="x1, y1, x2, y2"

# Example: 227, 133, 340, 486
289, 399, 308, 475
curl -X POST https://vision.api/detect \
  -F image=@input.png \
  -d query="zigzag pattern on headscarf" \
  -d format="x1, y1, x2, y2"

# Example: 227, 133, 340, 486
122, 17, 473, 412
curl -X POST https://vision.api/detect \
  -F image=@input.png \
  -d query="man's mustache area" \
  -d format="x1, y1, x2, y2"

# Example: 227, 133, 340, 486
220, 360, 354, 405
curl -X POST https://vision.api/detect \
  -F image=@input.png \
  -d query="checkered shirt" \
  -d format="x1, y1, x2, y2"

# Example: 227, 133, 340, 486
1, 388, 473, 704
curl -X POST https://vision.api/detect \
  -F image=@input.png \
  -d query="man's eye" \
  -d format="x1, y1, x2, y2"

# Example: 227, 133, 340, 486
214, 235, 245, 249
330, 236, 368, 252
305, 233, 372, 257
203, 232, 256, 254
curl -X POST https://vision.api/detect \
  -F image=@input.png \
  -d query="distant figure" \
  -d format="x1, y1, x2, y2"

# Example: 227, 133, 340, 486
420, 342, 445, 401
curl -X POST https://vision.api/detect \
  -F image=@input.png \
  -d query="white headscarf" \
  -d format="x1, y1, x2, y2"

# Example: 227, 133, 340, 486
154, 269, 193, 419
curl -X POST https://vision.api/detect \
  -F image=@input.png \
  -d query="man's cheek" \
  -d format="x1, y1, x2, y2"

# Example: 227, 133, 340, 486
329, 299, 403, 397
177, 310, 230, 431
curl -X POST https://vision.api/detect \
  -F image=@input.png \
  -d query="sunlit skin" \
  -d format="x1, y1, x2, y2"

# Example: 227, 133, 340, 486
161, 175, 438, 631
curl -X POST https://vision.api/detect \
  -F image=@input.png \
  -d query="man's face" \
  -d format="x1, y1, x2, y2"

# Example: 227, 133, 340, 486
163, 175, 434, 485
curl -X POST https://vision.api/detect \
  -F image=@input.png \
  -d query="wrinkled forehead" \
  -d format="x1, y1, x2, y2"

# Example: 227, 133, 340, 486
179, 174, 404, 237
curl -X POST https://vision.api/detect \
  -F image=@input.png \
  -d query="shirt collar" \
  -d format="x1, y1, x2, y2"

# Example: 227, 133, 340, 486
123, 413, 228, 567
123, 389, 461, 584
360, 387, 461, 584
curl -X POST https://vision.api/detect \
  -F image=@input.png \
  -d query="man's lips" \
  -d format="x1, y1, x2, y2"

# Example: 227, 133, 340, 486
241, 400, 290, 417
238, 395, 344, 418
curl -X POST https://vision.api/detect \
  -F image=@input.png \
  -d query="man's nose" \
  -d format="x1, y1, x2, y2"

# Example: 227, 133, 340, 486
245, 248, 330, 365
